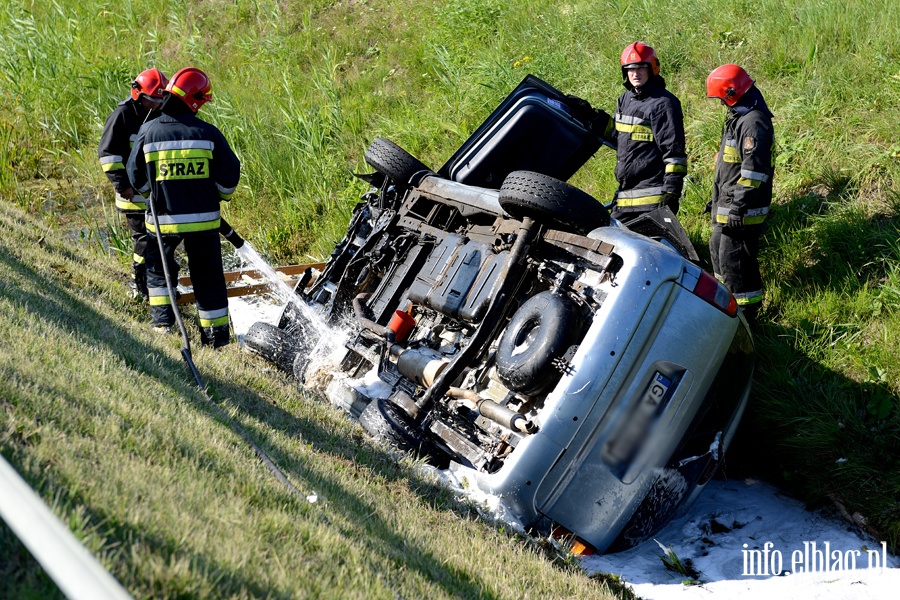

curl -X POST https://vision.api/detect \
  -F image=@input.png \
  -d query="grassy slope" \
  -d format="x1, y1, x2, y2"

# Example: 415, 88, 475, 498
0, 0, 899, 590
0, 200, 629, 598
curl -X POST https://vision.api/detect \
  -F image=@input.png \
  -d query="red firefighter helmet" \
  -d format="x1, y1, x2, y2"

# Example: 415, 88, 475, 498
165, 67, 212, 112
706, 64, 754, 106
620, 42, 660, 76
131, 68, 168, 101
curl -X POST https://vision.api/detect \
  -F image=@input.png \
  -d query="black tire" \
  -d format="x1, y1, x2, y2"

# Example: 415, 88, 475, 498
359, 397, 449, 468
495, 291, 586, 396
243, 321, 304, 374
364, 137, 432, 185
499, 170, 610, 234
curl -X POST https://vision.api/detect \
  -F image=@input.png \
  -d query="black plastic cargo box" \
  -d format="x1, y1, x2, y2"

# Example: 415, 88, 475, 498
437, 75, 609, 189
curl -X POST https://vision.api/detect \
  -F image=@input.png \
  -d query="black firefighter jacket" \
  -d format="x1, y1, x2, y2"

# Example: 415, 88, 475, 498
613, 76, 688, 212
712, 88, 775, 227
98, 98, 155, 212
127, 105, 240, 236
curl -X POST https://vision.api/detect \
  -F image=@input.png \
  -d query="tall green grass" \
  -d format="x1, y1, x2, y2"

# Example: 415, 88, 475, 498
0, 0, 898, 572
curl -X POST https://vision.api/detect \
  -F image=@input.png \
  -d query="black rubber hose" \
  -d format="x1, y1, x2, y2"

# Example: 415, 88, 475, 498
147, 194, 205, 390
219, 218, 244, 248
147, 201, 305, 500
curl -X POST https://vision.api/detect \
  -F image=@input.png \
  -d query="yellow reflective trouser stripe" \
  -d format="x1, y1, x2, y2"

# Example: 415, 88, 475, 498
133, 253, 144, 264
147, 219, 221, 234
665, 163, 687, 173
198, 308, 229, 328
735, 292, 763, 305
199, 315, 230, 327
737, 177, 762, 188
101, 162, 124, 172
144, 148, 213, 161
618, 194, 664, 207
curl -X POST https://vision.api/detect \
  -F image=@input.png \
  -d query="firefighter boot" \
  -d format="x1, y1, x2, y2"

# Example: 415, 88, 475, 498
131, 262, 149, 301
200, 324, 231, 348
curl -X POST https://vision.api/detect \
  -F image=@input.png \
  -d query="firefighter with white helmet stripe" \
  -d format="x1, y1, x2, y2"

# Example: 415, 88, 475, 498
706, 64, 775, 320
609, 42, 688, 222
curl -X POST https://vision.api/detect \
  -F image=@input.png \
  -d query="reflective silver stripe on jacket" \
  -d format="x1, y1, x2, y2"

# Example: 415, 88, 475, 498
150, 211, 221, 225
143, 139, 215, 152
715, 206, 769, 224
614, 113, 651, 127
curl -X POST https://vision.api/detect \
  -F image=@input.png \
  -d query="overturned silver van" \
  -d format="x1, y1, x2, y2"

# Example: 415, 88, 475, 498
245, 75, 754, 553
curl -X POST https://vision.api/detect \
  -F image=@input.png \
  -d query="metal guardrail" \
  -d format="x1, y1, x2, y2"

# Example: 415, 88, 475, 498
0, 456, 132, 600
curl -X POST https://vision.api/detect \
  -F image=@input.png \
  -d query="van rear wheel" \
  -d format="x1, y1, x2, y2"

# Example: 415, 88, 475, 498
243, 321, 303, 374
359, 397, 449, 468
364, 138, 432, 185
499, 170, 610, 234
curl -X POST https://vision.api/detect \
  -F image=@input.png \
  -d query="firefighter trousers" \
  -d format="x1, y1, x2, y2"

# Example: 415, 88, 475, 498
124, 212, 149, 296
709, 224, 763, 315
145, 231, 228, 329
124, 213, 149, 262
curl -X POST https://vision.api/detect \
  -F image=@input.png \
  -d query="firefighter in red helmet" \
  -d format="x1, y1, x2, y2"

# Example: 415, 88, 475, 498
98, 67, 168, 300
610, 42, 688, 223
706, 64, 775, 320
127, 67, 241, 347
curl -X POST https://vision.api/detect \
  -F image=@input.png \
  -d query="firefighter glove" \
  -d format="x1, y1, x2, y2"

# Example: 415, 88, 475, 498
727, 212, 744, 229
702, 200, 712, 215
565, 94, 595, 120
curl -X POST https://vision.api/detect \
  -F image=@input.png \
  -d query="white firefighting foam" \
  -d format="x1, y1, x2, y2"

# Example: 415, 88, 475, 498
231, 244, 350, 384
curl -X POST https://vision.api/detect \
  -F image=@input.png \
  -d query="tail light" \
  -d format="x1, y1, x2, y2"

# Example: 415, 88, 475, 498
551, 526, 595, 556
692, 271, 738, 317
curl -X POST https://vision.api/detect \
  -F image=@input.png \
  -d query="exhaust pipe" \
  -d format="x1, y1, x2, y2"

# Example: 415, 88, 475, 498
445, 387, 536, 434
